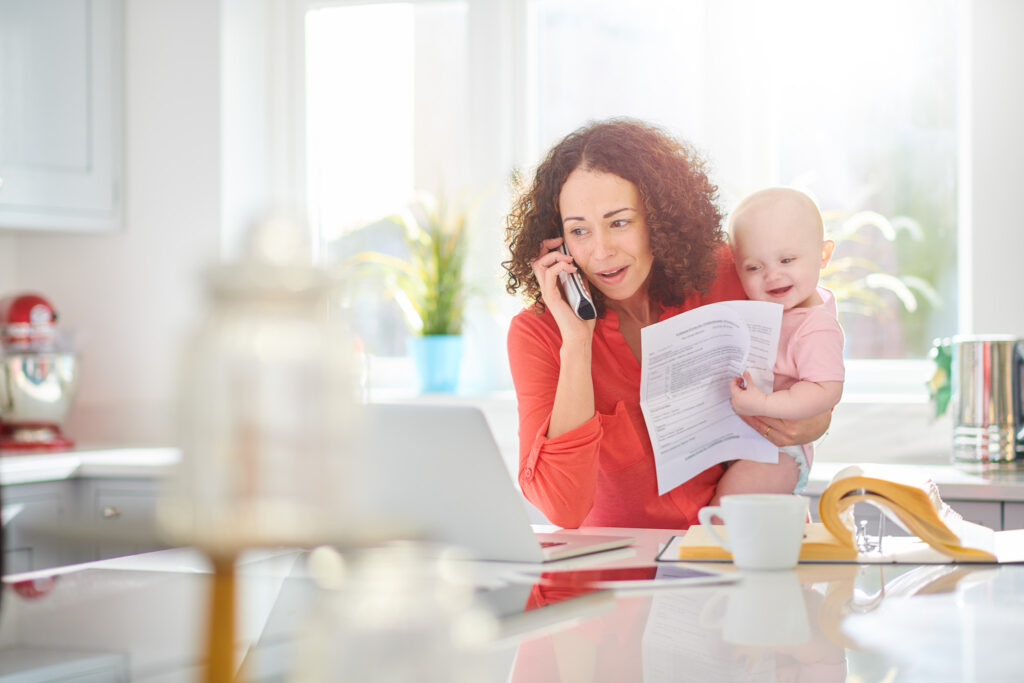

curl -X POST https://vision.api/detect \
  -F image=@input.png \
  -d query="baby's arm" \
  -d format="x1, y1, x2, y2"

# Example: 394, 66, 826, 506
730, 371, 843, 420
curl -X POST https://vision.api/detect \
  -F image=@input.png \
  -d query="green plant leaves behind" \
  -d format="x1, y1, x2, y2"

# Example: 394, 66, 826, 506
347, 192, 472, 336
820, 209, 941, 321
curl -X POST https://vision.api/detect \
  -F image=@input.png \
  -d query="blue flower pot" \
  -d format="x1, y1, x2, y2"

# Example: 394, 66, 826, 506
410, 334, 463, 393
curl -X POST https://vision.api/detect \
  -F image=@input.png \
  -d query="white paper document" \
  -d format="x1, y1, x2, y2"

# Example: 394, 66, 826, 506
639, 301, 783, 494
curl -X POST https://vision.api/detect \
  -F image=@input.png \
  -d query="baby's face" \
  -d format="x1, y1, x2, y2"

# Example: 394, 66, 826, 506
731, 199, 832, 310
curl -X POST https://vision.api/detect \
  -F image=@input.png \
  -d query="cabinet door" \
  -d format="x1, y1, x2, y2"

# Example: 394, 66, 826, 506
0, 0, 123, 231
1002, 503, 1024, 530
2, 481, 70, 572
950, 500, 1003, 531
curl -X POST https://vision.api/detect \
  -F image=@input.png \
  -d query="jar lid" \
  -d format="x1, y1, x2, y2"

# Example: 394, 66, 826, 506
205, 215, 328, 297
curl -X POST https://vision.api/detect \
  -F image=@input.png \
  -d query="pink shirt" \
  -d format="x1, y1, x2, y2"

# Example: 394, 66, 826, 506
774, 287, 845, 467
507, 247, 748, 529
774, 287, 845, 391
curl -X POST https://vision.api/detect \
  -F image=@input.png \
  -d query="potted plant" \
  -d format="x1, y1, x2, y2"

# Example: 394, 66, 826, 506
349, 191, 471, 392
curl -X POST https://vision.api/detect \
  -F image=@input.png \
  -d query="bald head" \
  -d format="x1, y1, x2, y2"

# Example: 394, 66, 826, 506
728, 187, 824, 246
727, 187, 834, 309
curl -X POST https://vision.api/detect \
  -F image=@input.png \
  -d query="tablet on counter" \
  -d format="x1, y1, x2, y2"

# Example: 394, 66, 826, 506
518, 564, 740, 590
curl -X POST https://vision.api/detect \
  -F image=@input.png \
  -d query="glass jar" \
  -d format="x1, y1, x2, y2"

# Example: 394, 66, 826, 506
159, 216, 362, 552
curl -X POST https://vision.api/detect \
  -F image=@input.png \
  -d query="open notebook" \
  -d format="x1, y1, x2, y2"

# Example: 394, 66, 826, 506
352, 404, 633, 562
657, 466, 1024, 564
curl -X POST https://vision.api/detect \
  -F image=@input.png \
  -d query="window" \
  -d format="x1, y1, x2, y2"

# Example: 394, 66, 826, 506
306, 4, 417, 238
304, 0, 959, 400
525, 0, 958, 400
305, 1, 471, 385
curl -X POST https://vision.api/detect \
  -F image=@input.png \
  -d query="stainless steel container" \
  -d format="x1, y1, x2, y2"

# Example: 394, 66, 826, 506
948, 335, 1024, 464
0, 352, 79, 426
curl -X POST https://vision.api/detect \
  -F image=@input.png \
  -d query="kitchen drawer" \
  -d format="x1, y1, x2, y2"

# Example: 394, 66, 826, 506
84, 479, 166, 560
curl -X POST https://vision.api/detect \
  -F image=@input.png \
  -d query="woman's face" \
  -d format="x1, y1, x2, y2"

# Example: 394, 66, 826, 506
558, 168, 654, 304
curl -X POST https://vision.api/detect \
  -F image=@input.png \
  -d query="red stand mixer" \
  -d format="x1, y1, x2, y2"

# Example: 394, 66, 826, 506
0, 293, 79, 452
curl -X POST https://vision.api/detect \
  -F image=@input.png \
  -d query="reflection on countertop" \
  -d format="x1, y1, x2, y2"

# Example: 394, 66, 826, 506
4, 528, 1024, 682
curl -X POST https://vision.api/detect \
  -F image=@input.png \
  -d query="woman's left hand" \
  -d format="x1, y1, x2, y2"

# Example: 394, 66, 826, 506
740, 410, 831, 448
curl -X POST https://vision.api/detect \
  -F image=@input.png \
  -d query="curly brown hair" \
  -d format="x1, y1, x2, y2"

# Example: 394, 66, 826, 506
503, 118, 725, 313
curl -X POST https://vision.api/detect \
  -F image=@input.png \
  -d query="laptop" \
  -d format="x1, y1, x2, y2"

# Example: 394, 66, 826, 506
351, 403, 634, 562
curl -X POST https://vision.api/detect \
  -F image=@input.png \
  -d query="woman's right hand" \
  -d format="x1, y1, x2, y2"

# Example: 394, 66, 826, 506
532, 237, 598, 440
531, 237, 598, 341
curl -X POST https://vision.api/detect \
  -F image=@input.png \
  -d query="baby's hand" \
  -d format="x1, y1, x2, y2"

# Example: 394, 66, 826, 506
729, 371, 768, 416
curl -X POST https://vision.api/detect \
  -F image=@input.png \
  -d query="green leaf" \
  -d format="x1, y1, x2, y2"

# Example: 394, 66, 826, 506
347, 191, 473, 336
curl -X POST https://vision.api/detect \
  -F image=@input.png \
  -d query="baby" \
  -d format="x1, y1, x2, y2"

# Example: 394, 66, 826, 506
716, 187, 845, 498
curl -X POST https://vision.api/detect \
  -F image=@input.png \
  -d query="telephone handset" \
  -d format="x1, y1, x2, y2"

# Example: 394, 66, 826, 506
557, 244, 597, 320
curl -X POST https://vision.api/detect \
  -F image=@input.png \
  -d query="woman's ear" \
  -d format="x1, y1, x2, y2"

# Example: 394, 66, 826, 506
820, 239, 836, 267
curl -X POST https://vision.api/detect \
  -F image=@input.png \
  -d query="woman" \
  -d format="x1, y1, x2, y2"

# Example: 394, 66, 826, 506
503, 119, 829, 529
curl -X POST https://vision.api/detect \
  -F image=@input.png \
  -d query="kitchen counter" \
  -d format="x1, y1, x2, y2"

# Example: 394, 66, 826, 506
6, 446, 1024, 504
0, 447, 179, 486
3, 528, 1024, 681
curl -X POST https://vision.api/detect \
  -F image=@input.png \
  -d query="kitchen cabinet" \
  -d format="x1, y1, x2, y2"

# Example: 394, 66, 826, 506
2, 477, 165, 571
952, 499, 1004, 531
0, 0, 123, 231
1, 481, 71, 573
1002, 503, 1024, 529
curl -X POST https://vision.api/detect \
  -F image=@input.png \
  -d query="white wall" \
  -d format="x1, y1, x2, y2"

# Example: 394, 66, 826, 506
4, 0, 223, 444
0, 235, 14, 293
963, 0, 1024, 335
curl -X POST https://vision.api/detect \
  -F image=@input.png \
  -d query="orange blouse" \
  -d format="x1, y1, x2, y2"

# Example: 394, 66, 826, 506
507, 247, 748, 529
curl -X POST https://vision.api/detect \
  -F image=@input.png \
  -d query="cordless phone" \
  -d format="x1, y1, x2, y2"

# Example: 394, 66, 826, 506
557, 244, 597, 320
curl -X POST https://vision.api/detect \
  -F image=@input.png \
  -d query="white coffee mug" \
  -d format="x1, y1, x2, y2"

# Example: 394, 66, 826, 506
697, 494, 808, 570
